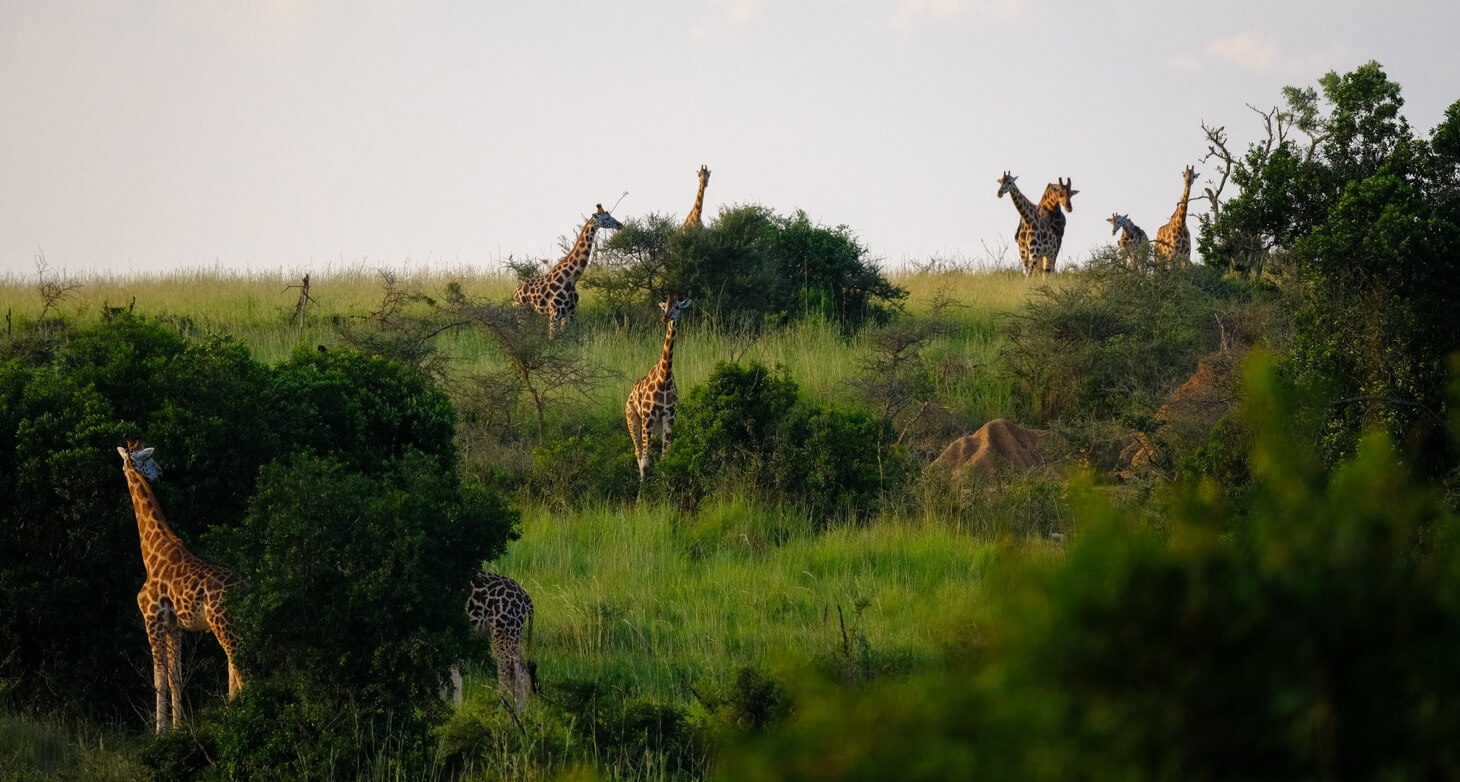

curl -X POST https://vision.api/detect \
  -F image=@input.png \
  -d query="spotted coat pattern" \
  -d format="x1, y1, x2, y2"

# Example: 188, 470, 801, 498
999, 172, 1077, 277
512, 205, 623, 338
1153, 166, 1199, 268
1107, 212, 1150, 265
626, 295, 691, 480
119, 441, 244, 734
681, 165, 711, 231
466, 569, 536, 711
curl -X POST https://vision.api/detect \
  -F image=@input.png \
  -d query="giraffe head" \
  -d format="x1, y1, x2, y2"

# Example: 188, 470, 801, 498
592, 204, 623, 231
659, 295, 692, 324
996, 171, 1018, 198
1052, 177, 1078, 212
697, 165, 711, 186
1182, 166, 1198, 188
118, 440, 162, 481
1107, 213, 1129, 235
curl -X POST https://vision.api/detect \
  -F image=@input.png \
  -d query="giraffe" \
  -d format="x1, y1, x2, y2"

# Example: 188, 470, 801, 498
1153, 166, 1199, 268
998, 172, 1077, 276
626, 295, 691, 480
1107, 213, 1149, 265
681, 165, 711, 231
454, 569, 537, 712
512, 204, 624, 338
117, 440, 244, 734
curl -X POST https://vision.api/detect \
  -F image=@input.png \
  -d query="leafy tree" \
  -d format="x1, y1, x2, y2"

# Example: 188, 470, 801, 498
1200, 62, 1460, 466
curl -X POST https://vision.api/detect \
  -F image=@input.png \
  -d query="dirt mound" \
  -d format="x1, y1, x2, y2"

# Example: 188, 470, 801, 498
930, 419, 1046, 480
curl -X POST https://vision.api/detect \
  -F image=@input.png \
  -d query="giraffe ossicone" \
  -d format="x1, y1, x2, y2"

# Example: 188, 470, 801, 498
118, 440, 245, 734
512, 203, 624, 339
627, 294, 691, 480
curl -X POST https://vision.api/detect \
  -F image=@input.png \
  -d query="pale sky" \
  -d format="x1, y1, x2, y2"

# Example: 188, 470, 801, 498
2, 1, 1457, 279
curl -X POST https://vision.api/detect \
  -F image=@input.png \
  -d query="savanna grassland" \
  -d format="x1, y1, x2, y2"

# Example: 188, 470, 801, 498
0, 258, 1072, 780
4, 61, 1460, 781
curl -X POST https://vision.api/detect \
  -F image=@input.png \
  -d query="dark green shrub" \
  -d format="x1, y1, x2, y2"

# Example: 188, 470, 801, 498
658, 361, 910, 521
270, 345, 457, 473
209, 451, 515, 713
0, 317, 281, 719
594, 205, 906, 331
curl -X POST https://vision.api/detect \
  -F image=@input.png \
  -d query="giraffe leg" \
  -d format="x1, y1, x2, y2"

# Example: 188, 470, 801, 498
490, 637, 518, 713
166, 627, 184, 727
143, 617, 171, 734
637, 415, 654, 480
208, 597, 245, 698
448, 664, 464, 708
661, 409, 675, 456
627, 402, 646, 480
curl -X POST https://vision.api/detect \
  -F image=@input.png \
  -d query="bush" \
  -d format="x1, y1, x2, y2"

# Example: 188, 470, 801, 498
657, 361, 911, 521
0, 317, 281, 719
719, 354, 1460, 780
528, 429, 639, 507
998, 251, 1258, 424
593, 205, 906, 331
205, 452, 516, 733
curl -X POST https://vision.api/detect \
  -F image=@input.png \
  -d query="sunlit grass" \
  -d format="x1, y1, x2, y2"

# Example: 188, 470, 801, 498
458, 500, 996, 705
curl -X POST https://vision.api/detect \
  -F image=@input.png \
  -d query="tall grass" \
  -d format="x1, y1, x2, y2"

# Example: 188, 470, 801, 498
0, 261, 1060, 779
480, 500, 995, 701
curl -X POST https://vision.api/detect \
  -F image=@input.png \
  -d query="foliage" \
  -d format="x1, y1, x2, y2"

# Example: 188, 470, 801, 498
998, 251, 1257, 424
719, 355, 1460, 780
202, 450, 515, 764
528, 428, 640, 508
0, 312, 516, 764
0, 316, 284, 719
656, 361, 911, 521
1200, 62, 1460, 467
593, 205, 907, 331
270, 344, 459, 473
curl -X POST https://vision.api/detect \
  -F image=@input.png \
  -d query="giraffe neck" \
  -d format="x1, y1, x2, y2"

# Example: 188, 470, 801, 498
1005, 184, 1041, 224
1036, 186, 1064, 216
684, 181, 707, 228
654, 320, 678, 381
1170, 178, 1193, 226
547, 217, 600, 284
124, 469, 185, 574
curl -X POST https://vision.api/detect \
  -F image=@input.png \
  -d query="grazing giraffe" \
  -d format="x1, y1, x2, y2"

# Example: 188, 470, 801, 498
512, 204, 623, 338
998, 172, 1078, 276
1107, 213, 1149, 265
1153, 166, 1199, 268
456, 569, 537, 712
681, 165, 711, 231
626, 295, 691, 480
117, 440, 244, 734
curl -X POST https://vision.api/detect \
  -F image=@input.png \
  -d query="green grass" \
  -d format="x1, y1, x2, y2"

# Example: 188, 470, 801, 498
1, 264, 1050, 432
0, 714, 146, 782
463, 500, 995, 704
0, 263, 1057, 779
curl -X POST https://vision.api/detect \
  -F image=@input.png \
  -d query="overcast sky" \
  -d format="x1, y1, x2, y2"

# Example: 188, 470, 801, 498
2, 1, 1457, 279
